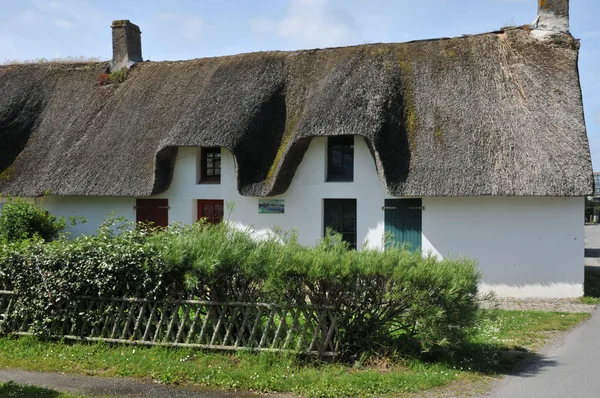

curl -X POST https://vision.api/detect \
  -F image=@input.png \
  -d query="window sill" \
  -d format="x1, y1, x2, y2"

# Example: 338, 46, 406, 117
197, 181, 221, 185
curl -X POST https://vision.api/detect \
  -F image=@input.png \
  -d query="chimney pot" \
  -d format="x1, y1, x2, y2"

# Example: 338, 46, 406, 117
110, 20, 143, 72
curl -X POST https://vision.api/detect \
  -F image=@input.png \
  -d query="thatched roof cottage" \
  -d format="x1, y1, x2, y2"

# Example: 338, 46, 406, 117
0, 0, 592, 297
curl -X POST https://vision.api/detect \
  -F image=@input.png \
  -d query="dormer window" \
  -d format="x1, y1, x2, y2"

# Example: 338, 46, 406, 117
327, 136, 354, 182
200, 147, 221, 183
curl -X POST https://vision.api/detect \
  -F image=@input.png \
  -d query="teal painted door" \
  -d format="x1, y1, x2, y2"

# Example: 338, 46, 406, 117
384, 199, 422, 251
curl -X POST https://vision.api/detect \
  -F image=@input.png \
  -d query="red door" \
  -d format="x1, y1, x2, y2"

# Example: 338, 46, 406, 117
197, 200, 224, 224
136, 199, 168, 227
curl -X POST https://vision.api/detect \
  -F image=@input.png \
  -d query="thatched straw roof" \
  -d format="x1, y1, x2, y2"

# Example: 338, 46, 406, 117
0, 28, 593, 197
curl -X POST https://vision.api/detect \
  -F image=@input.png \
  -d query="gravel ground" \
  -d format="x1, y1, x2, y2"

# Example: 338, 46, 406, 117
479, 298, 596, 313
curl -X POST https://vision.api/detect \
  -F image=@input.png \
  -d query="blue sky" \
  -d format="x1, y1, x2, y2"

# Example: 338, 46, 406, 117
2, 0, 599, 169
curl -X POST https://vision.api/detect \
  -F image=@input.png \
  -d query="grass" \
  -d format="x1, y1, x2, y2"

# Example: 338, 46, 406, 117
576, 296, 600, 305
471, 310, 588, 352
0, 310, 589, 398
0, 381, 82, 398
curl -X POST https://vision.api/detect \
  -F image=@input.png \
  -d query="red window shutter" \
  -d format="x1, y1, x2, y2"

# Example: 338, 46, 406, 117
136, 199, 168, 227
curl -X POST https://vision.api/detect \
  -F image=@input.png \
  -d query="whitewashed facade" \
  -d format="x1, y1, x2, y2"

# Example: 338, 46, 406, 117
35, 137, 584, 298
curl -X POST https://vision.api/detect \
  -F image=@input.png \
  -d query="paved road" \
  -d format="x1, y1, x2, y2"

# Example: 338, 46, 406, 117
477, 226, 600, 397
585, 224, 600, 268
480, 306, 600, 397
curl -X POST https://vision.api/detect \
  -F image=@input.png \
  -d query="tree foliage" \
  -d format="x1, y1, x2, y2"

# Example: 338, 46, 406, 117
0, 198, 69, 242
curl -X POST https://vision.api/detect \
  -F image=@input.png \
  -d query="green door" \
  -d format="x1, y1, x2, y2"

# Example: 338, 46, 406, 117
384, 198, 422, 251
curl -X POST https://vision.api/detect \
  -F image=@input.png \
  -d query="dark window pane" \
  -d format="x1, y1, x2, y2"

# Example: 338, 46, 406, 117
343, 204, 355, 218
330, 219, 343, 232
327, 136, 354, 181
343, 218, 356, 232
324, 199, 356, 248
328, 204, 342, 218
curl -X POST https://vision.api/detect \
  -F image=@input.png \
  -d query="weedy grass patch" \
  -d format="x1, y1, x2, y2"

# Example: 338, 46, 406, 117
0, 310, 589, 398
576, 296, 600, 305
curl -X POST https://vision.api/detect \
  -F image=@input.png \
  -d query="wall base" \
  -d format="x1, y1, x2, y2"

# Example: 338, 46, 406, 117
480, 282, 583, 298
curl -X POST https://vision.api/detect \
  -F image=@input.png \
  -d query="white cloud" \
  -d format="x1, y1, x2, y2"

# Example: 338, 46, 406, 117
252, 0, 357, 49
156, 13, 204, 41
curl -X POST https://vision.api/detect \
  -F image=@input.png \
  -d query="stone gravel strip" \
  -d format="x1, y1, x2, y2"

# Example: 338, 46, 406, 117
480, 298, 596, 313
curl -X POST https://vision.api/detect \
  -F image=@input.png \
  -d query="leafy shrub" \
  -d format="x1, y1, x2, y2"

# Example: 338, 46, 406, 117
0, 218, 182, 336
150, 224, 480, 356
0, 220, 480, 357
148, 222, 272, 302
264, 233, 479, 356
0, 198, 67, 242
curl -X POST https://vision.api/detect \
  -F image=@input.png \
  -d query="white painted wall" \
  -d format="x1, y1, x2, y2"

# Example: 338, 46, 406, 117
153, 137, 388, 248
29, 137, 585, 297
39, 196, 135, 237
422, 197, 584, 298
35, 137, 388, 247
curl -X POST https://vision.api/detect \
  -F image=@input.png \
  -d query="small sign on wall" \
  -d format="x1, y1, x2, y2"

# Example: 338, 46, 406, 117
258, 199, 285, 214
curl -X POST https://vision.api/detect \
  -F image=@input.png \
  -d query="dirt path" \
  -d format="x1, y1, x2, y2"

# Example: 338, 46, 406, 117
0, 369, 292, 398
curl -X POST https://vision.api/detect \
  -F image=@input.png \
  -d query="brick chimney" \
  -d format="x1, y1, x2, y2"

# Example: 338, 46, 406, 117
532, 0, 569, 38
110, 20, 143, 72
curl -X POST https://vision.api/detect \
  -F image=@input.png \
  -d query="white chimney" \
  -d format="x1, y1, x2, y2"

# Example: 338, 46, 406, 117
531, 0, 569, 38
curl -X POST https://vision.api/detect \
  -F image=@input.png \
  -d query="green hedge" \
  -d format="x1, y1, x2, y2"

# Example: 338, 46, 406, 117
0, 219, 480, 357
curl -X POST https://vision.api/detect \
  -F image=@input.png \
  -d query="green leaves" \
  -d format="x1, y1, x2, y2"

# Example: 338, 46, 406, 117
0, 219, 480, 357
0, 198, 68, 242
148, 224, 480, 356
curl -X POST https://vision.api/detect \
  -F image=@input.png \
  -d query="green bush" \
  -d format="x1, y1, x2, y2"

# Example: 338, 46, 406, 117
0, 219, 182, 336
0, 198, 67, 242
150, 223, 480, 356
0, 220, 480, 357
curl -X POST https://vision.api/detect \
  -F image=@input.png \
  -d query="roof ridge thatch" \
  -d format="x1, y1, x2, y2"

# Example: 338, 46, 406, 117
0, 26, 543, 69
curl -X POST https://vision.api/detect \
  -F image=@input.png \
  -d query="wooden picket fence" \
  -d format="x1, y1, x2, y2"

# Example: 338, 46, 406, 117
0, 290, 338, 357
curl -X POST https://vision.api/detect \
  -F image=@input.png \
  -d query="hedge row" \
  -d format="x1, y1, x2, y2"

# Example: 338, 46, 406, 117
0, 217, 481, 357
